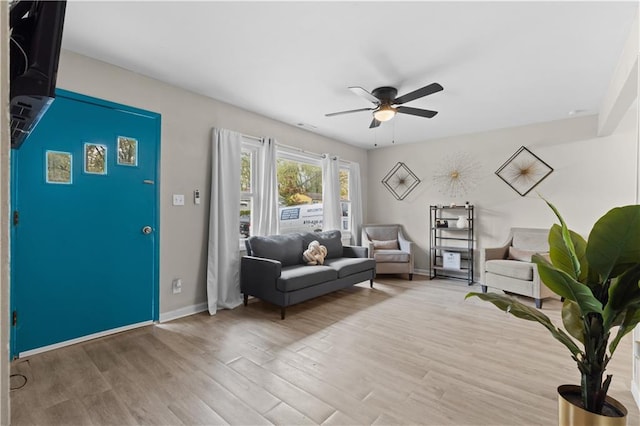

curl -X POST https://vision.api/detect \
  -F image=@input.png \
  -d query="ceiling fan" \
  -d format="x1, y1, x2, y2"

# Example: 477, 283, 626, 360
325, 82, 443, 128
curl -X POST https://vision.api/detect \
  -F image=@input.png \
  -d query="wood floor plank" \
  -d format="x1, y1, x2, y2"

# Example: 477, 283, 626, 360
81, 389, 139, 426
264, 401, 318, 425
9, 276, 639, 425
228, 357, 335, 424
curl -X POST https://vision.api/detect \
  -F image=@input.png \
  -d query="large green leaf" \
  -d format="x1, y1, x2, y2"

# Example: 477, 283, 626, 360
587, 205, 640, 281
603, 264, 640, 329
533, 255, 603, 315
466, 292, 581, 356
544, 199, 582, 281
548, 224, 588, 282
561, 300, 584, 343
609, 305, 640, 356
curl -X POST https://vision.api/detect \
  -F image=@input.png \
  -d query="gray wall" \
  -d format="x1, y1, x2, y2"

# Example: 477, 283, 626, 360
366, 105, 638, 275
56, 50, 369, 317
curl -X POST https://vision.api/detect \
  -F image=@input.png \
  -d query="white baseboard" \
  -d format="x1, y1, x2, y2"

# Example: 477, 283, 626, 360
19, 320, 153, 358
414, 268, 430, 276
632, 379, 640, 411
159, 302, 208, 323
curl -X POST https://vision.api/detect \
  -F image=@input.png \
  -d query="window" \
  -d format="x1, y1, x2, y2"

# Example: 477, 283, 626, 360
240, 139, 259, 242
339, 167, 351, 233
276, 152, 323, 234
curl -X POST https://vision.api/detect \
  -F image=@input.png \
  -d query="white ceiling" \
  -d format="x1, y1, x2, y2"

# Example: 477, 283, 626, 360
61, 1, 638, 149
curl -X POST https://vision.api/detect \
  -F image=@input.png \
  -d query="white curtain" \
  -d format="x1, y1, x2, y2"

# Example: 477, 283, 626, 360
254, 137, 279, 236
322, 154, 342, 231
349, 162, 363, 245
207, 128, 243, 314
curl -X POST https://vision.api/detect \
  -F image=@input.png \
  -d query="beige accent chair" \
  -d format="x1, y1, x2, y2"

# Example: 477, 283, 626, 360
362, 224, 414, 280
481, 227, 556, 308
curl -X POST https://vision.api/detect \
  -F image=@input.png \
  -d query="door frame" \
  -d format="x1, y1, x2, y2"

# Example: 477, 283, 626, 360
10, 88, 161, 358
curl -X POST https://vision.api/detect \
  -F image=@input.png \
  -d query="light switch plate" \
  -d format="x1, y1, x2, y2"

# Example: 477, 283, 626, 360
172, 194, 185, 206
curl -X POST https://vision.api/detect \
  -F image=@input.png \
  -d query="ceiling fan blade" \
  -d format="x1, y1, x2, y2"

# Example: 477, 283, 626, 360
394, 83, 444, 105
349, 86, 380, 105
325, 107, 374, 117
369, 118, 381, 129
397, 106, 438, 118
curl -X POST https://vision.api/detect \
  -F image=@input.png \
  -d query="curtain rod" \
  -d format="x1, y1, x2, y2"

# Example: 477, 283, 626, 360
242, 137, 345, 163
276, 142, 339, 160
242, 133, 262, 142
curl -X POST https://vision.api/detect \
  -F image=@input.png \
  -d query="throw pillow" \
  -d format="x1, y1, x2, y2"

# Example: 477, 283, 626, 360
302, 230, 343, 259
508, 246, 549, 262
303, 240, 328, 265
372, 239, 399, 250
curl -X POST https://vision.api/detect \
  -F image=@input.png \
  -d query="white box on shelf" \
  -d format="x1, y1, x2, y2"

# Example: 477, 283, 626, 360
443, 251, 461, 269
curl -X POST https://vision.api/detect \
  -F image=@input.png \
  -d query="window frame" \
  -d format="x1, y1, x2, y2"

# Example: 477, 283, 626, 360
339, 163, 351, 236
240, 138, 260, 247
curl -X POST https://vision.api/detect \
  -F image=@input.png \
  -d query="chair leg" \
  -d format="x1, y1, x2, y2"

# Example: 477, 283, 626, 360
243, 293, 248, 306
409, 273, 413, 281
280, 307, 286, 320
370, 279, 374, 288
481, 285, 487, 293
535, 298, 542, 309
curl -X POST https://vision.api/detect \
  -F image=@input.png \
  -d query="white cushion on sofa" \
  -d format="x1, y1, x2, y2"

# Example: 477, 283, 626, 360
485, 259, 534, 281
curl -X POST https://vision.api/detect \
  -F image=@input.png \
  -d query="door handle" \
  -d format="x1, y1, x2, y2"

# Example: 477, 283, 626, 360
141, 226, 153, 235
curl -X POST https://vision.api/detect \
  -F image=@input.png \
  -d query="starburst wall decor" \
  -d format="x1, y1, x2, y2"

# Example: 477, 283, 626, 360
495, 146, 553, 196
432, 151, 481, 198
381, 162, 421, 200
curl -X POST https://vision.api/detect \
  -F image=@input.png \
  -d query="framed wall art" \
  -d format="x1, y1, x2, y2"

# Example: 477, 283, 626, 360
495, 146, 553, 196
381, 162, 421, 200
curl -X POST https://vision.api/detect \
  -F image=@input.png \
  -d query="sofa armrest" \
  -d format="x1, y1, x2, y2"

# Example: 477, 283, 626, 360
398, 229, 415, 274
398, 230, 414, 254
240, 256, 282, 292
343, 245, 368, 258
361, 231, 375, 258
484, 245, 509, 261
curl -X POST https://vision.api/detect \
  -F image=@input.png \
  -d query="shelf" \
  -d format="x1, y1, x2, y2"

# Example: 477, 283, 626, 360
430, 204, 474, 285
433, 245, 472, 252
434, 206, 473, 210
432, 265, 470, 271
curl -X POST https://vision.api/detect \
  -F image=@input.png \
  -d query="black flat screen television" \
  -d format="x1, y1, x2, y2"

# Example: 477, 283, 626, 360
9, 0, 66, 149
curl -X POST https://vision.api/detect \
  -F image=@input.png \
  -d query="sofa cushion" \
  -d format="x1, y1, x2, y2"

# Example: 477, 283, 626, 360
248, 233, 304, 267
365, 226, 400, 242
485, 259, 534, 281
374, 249, 409, 263
277, 265, 338, 292
512, 230, 548, 252
302, 230, 343, 259
372, 239, 399, 250
323, 257, 376, 278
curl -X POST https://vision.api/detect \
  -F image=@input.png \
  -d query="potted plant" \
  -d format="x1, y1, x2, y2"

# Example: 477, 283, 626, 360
467, 201, 640, 425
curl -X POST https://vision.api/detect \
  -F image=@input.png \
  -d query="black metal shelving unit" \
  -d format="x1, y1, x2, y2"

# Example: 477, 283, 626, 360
429, 205, 474, 284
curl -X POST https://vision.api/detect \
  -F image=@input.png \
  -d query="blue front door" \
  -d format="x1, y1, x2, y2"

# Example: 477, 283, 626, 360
11, 90, 160, 356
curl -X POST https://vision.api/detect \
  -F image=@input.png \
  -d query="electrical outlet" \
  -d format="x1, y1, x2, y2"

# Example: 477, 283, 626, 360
172, 194, 185, 206
172, 279, 182, 294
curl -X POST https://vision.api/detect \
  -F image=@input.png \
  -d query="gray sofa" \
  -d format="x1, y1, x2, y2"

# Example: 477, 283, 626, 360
241, 230, 376, 319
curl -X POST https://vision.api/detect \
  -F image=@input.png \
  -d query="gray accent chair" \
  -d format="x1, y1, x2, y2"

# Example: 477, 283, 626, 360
481, 227, 556, 308
362, 224, 414, 280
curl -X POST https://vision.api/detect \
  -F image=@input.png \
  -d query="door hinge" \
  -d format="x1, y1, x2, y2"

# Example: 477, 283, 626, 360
12, 311, 17, 326
13, 210, 19, 226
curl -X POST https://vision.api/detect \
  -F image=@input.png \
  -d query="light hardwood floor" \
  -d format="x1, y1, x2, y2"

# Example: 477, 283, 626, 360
10, 276, 640, 425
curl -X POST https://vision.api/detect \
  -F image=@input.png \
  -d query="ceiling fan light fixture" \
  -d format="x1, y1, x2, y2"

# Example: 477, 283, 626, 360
373, 105, 397, 122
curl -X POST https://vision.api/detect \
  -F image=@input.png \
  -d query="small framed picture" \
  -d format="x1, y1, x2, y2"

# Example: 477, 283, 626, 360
84, 143, 107, 175
46, 150, 72, 184
117, 136, 138, 166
